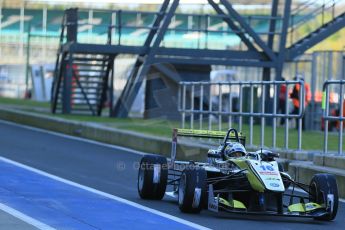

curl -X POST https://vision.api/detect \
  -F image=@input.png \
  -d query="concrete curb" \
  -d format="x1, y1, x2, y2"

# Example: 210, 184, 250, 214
313, 154, 345, 170
289, 161, 345, 198
282, 151, 315, 161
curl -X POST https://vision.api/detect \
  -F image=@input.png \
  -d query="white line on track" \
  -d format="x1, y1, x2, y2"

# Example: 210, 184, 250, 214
0, 157, 210, 230
0, 202, 56, 230
0, 156, 210, 230
0, 120, 212, 229
0, 120, 147, 156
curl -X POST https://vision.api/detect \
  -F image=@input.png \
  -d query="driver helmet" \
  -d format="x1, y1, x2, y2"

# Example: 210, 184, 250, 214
224, 142, 246, 158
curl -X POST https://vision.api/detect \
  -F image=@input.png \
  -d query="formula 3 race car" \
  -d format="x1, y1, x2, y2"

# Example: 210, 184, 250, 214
137, 128, 338, 221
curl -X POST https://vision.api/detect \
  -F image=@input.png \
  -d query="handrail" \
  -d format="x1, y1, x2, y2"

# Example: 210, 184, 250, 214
290, 0, 338, 28
32, 7, 286, 50
59, 13, 67, 46
51, 11, 67, 113
87, 8, 283, 22
289, 0, 341, 45
291, 0, 315, 16
64, 16, 281, 36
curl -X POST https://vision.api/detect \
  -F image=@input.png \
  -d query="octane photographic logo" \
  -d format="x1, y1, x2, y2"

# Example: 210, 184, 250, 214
129, 161, 204, 171
115, 161, 126, 171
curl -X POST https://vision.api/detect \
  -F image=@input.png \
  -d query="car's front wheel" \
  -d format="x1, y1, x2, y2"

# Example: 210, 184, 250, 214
137, 155, 168, 200
309, 173, 338, 221
178, 166, 207, 213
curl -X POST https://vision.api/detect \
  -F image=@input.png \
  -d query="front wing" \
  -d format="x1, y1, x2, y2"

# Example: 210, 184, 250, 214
207, 184, 332, 219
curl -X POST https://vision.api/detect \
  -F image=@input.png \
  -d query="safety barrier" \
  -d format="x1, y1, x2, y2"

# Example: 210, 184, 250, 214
322, 80, 345, 155
178, 80, 305, 150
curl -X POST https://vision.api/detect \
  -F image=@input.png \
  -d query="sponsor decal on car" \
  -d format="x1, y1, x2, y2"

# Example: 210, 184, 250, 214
265, 177, 280, 181
269, 182, 280, 188
259, 171, 279, 175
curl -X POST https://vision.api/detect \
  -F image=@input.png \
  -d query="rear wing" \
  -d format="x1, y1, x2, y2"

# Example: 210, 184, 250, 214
171, 128, 246, 163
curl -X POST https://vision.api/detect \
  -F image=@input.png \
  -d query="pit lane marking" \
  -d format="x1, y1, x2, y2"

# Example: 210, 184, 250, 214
0, 202, 56, 230
0, 156, 211, 230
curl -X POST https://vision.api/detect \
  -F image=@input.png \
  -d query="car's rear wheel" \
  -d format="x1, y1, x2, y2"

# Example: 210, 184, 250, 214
178, 166, 207, 213
137, 155, 168, 200
309, 173, 338, 221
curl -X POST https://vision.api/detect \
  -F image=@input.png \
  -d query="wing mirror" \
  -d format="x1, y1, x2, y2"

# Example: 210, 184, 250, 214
256, 149, 279, 161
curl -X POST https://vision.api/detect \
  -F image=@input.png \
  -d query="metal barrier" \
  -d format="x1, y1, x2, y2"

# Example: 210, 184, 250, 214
178, 80, 305, 150
322, 80, 345, 155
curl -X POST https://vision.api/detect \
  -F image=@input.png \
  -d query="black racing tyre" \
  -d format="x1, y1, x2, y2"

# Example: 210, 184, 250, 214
178, 166, 207, 213
309, 173, 338, 221
137, 155, 168, 200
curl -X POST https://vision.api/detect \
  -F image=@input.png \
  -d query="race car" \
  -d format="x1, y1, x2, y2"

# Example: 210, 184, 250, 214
137, 128, 338, 220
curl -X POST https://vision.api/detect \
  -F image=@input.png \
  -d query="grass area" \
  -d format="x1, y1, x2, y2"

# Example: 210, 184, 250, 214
0, 97, 50, 108
1, 97, 344, 152
0, 97, 180, 137
54, 114, 180, 137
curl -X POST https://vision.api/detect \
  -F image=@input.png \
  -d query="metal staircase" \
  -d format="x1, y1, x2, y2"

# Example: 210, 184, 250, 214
287, 0, 345, 60
51, 9, 115, 116
112, 0, 179, 117
287, 11, 345, 60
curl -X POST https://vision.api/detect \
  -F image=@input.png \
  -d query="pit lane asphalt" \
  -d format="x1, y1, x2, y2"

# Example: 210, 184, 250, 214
0, 120, 343, 230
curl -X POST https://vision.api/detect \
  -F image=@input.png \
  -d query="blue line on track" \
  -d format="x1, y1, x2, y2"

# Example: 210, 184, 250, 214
0, 159, 195, 230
